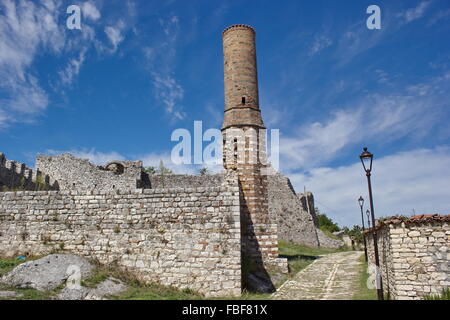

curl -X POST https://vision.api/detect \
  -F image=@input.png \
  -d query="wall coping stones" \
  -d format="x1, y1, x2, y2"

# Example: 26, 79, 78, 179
364, 214, 450, 234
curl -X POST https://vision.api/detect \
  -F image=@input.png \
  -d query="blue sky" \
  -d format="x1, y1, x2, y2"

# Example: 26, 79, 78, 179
1, 0, 449, 227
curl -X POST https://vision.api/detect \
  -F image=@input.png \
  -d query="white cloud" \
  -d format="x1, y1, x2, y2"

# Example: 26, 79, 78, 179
288, 146, 450, 228
0, 0, 64, 126
279, 73, 448, 171
152, 73, 185, 120
59, 49, 87, 85
309, 35, 332, 56
105, 20, 126, 53
82, 2, 101, 21
144, 15, 185, 120
398, 1, 432, 23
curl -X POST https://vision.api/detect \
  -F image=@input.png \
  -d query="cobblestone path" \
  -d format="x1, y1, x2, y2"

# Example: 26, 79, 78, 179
271, 251, 364, 300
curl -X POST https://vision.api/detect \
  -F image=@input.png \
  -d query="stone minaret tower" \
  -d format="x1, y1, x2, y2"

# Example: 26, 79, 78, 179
221, 25, 287, 290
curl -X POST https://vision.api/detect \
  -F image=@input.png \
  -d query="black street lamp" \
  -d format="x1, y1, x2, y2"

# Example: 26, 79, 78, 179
360, 147, 384, 300
366, 209, 371, 229
358, 196, 368, 262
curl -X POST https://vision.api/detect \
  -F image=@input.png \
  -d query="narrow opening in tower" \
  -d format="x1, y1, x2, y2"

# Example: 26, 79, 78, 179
223, 139, 226, 165
242, 97, 246, 105
233, 138, 238, 163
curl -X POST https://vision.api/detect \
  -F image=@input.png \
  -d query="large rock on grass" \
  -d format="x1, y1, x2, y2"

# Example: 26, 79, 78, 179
0, 254, 94, 291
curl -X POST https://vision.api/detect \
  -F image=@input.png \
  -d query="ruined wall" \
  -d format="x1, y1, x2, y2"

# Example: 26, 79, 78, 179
298, 192, 318, 227
36, 154, 143, 191
267, 173, 319, 247
316, 229, 345, 249
0, 181, 242, 297
146, 174, 225, 189
365, 215, 449, 300
0, 153, 57, 191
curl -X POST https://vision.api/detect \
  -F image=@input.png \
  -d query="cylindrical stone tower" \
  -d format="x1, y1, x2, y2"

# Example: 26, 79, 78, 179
221, 25, 287, 292
222, 24, 265, 130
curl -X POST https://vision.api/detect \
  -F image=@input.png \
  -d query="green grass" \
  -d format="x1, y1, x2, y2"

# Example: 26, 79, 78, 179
0, 256, 63, 300
275, 241, 348, 287
320, 229, 342, 241
83, 263, 203, 300
112, 284, 203, 300
0, 258, 25, 277
424, 287, 450, 300
1, 242, 348, 300
352, 255, 377, 300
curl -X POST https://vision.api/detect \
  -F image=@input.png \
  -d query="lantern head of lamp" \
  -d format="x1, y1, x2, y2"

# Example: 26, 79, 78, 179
366, 209, 371, 225
358, 196, 364, 208
360, 147, 373, 173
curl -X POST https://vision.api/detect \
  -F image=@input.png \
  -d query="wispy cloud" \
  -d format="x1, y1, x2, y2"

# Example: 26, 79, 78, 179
105, 20, 126, 53
59, 49, 87, 85
309, 35, 332, 56
82, 2, 101, 21
397, 1, 432, 24
289, 146, 450, 227
279, 72, 449, 171
143, 15, 186, 121
0, 0, 64, 127
0, 0, 133, 128
427, 8, 450, 26
151, 73, 185, 120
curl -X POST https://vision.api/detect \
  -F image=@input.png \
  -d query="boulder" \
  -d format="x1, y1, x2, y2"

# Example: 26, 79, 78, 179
57, 287, 90, 300
0, 254, 94, 291
0, 291, 23, 298
86, 277, 127, 298
57, 277, 127, 300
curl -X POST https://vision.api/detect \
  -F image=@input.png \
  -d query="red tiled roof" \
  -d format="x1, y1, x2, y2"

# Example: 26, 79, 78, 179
363, 214, 449, 234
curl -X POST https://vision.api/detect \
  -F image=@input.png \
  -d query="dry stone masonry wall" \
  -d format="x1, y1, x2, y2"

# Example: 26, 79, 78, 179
0, 153, 56, 191
36, 154, 143, 191
268, 173, 319, 247
147, 174, 225, 189
365, 215, 449, 300
0, 180, 242, 297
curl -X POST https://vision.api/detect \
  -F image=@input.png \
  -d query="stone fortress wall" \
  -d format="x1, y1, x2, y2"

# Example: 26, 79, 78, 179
1, 150, 342, 249
36, 154, 144, 191
0, 175, 242, 298
365, 215, 449, 300
267, 173, 319, 247
0, 24, 346, 297
145, 171, 342, 249
0, 153, 57, 191
147, 173, 225, 189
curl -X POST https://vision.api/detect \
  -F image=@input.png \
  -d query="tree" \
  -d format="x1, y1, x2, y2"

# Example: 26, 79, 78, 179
346, 225, 363, 244
144, 166, 156, 174
316, 208, 340, 233
158, 160, 173, 175
144, 162, 173, 175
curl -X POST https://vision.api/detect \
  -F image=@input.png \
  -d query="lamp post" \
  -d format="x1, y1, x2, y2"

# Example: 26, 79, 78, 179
360, 147, 384, 300
358, 196, 368, 262
366, 209, 371, 229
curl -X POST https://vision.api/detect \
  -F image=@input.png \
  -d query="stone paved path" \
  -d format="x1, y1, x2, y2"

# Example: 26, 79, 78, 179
271, 251, 364, 300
